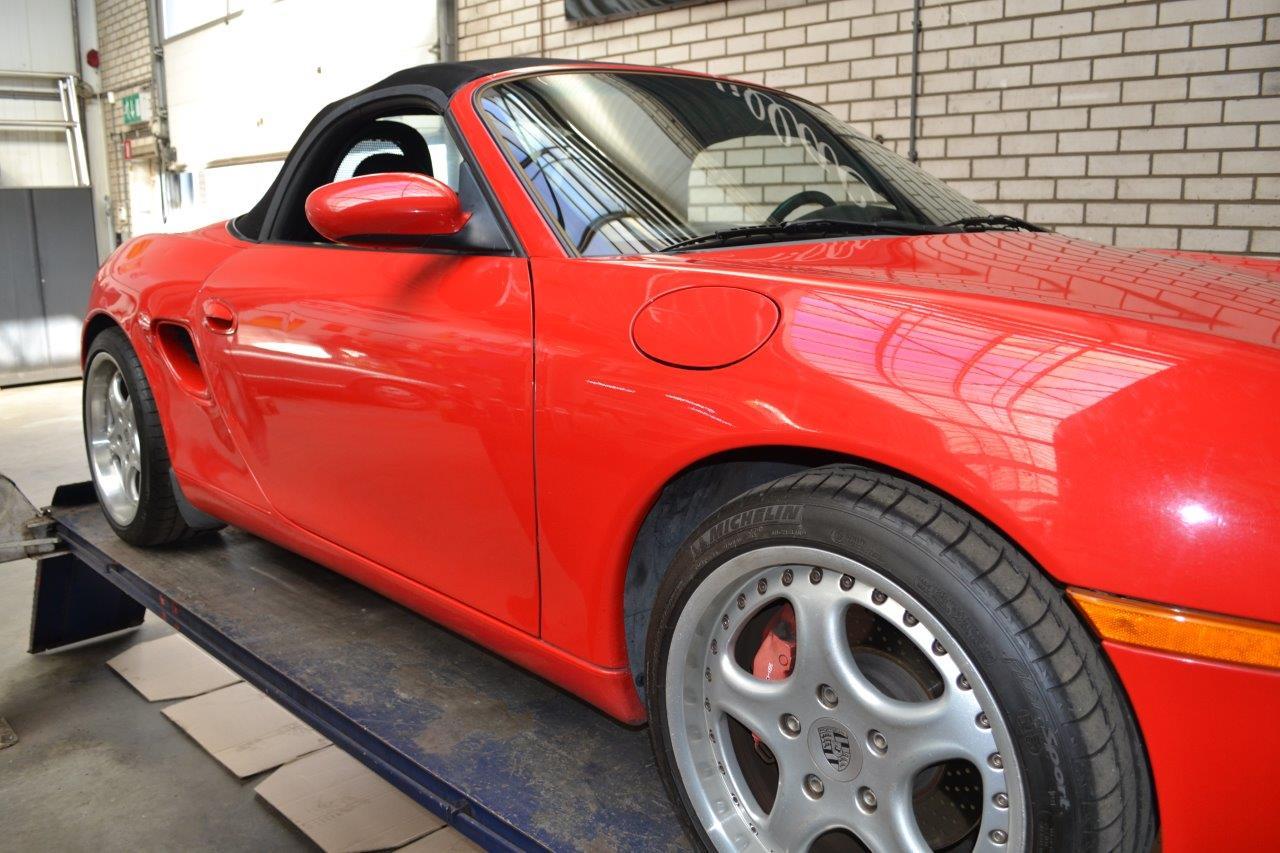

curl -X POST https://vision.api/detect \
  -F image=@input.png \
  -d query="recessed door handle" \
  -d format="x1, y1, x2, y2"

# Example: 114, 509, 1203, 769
202, 299, 237, 335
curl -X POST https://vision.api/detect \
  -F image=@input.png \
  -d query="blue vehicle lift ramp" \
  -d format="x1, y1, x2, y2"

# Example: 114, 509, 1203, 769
1, 475, 691, 851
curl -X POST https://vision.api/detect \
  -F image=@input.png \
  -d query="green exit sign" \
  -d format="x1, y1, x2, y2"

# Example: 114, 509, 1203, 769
121, 91, 151, 126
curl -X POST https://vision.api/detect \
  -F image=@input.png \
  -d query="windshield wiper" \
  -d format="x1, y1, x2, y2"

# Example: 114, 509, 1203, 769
944, 214, 1047, 232
657, 218, 943, 253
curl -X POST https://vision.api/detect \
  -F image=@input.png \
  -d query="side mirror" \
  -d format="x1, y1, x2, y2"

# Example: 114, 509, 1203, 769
304, 172, 471, 247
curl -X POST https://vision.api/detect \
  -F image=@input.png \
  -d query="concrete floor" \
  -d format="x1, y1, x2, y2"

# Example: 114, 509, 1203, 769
0, 380, 311, 852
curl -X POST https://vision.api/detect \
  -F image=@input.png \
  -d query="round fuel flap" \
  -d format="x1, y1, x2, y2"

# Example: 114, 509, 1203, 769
631, 286, 780, 369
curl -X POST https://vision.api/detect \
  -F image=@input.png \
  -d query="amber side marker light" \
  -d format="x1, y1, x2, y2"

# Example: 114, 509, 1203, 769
1068, 588, 1280, 671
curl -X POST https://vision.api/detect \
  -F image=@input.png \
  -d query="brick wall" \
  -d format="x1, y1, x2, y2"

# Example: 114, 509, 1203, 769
95, 0, 154, 238
458, 0, 1280, 254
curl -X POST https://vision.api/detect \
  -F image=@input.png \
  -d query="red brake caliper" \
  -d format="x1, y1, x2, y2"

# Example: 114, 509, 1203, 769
750, 602, 796, 754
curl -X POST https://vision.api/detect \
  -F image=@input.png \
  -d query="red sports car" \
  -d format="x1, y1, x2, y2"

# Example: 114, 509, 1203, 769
81, 59, 1279, 853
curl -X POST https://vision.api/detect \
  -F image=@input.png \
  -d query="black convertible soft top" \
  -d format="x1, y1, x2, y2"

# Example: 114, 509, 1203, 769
233, 57, 597, 240
358, 57, 570, 99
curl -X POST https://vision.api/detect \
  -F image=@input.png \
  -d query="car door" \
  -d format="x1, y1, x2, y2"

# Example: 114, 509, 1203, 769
194, 114, 539, 633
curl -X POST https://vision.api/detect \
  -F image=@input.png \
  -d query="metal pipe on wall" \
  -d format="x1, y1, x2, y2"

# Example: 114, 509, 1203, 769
907, 0, 923, 163
145, 0, 171, 222
71, 0, 114, 258
438, 0, 458, 62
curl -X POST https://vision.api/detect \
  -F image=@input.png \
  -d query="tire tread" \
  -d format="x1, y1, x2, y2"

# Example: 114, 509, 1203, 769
801, 464, 1153, 852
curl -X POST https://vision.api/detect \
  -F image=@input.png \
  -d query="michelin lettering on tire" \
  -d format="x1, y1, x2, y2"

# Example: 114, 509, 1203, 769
690, 504, 803, 557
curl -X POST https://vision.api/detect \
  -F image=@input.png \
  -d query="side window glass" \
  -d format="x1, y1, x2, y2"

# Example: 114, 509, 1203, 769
335, 138, 403, 181
332, 114, 464, 191
281, 107, 509, 252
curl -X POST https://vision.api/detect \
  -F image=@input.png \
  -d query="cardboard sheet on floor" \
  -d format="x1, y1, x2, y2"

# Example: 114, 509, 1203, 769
256, 746, 443, 853
107, 632, 240, 701
162, 681, 330, 777
398, 827, 482, 852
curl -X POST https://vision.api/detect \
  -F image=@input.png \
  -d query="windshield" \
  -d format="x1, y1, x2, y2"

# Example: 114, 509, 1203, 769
478, 71, 990, 255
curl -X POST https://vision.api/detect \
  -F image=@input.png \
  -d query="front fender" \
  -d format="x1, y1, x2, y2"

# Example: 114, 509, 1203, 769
530, 256, 1280, 669
1143, 248, 1280, 280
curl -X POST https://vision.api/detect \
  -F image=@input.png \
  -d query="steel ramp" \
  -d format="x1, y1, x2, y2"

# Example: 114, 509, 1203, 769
20, 483, 689, 851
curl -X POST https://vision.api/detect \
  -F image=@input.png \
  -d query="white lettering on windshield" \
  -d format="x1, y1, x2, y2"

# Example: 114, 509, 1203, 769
715, 81, 872, 207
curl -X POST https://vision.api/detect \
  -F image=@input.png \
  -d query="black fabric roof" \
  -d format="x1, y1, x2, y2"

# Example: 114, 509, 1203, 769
360, 57, 589, 98
234, 57, 600, 240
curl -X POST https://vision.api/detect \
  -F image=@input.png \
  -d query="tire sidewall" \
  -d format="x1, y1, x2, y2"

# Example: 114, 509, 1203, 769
647, 490, 1083, 852
84, 329, 166, 541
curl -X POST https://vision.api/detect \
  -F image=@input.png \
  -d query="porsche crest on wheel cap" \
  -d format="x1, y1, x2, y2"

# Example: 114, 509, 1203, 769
808, 717, 862, 781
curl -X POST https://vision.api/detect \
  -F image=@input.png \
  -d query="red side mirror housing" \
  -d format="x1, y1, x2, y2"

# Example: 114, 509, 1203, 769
304, 172, 470, 246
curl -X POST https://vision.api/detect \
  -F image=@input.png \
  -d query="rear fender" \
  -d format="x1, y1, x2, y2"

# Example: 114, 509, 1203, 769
81, 228, 269, 514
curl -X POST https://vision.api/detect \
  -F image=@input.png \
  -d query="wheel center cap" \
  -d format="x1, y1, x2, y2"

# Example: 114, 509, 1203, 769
807, 717, 862, 781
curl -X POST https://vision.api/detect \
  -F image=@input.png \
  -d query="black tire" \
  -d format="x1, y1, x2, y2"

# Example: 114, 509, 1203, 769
83, 326, 218, 546
646, 463, 1155, 852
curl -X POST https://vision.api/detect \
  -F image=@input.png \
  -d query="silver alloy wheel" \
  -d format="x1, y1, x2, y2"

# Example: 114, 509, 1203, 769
665, 545, 1026, 853
85, 352, 142, 526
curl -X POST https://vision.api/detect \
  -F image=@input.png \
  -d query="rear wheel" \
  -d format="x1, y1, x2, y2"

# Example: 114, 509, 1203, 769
646, 464, 1154, 852
84, 327, 216, 545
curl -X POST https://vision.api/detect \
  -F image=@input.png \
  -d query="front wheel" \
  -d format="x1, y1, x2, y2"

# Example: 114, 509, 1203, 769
646, 465, 1154, 853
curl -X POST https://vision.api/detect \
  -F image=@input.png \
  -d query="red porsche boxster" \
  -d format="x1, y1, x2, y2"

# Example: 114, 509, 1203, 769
81, 59, 1278, 853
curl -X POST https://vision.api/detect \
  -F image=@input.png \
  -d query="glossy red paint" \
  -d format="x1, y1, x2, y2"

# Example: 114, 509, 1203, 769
201, 298, 236, 335
631, 286, 780, 368
195, 246, 540, 634
529, 236, 1280, 667
304, 172, 469, 245
1145, 247, 1280, 278
83, 64, 1280, 834
1103, 641, 1280, 851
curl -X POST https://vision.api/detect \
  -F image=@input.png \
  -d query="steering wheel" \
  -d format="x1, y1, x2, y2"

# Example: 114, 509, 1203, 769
767, 190, 838, 224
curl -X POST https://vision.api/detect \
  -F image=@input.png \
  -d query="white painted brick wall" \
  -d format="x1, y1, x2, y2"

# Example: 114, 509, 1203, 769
458, 0, 1280, 254
95, 0, 155, 237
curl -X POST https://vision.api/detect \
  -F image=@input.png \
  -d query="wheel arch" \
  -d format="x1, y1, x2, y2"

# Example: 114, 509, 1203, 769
82, 311, 124, 365
621, 444, 1058, 701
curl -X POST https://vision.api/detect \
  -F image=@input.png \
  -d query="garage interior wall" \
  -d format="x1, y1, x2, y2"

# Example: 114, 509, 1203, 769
90, 0, 439, 238
1, 0, 105, 385
457, 0, 1280, 254
0, 1, 79, 189
95, 0, 159, 240
158, 0, 440, 234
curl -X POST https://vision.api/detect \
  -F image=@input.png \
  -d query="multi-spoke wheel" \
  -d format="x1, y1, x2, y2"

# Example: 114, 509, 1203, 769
646, 465, 1155, 853
83, 326, 221, 545
86, 352, 143, 526
670, 547, 1020, 852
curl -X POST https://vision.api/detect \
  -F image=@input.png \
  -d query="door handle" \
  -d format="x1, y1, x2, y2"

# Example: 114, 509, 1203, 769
202, 299, 237, 335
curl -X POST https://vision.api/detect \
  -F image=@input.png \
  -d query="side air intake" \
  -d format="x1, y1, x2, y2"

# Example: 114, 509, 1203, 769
155, 322, 208, 396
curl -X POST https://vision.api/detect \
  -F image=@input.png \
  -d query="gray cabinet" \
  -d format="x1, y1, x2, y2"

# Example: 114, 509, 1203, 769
1, 187, 97, 385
